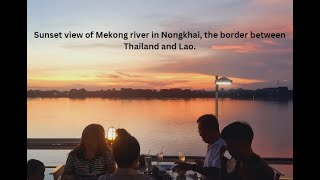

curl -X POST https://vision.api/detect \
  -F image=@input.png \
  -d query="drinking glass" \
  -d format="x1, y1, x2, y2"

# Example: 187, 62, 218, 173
178, 152, 186, 162
157, 152, 164, 164
144, 155, 152, 172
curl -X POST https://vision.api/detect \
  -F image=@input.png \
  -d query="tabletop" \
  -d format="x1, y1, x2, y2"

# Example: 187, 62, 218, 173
140, 162, 203, 180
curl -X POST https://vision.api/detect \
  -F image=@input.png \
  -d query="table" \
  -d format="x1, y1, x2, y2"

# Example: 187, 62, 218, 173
170, 171, 200, 180
140, 162, 203, 180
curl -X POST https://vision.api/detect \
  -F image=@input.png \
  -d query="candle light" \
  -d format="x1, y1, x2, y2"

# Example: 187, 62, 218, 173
107, 126, 116, 144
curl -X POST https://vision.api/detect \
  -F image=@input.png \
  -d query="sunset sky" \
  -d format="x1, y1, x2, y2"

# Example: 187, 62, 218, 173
27, 0, 293, 91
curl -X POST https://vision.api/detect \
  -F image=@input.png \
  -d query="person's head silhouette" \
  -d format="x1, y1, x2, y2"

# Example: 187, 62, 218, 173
112, 129, 140, 169
78, 123, 109, 159
197, 114, 220, 144
27, 159, 45, 180
221, 121, 254, 159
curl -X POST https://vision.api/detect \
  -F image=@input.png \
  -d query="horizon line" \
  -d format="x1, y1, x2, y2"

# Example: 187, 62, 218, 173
27, 86, 293, 92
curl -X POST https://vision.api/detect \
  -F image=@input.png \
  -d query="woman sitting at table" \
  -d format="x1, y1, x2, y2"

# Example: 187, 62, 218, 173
98, 128, 154, 180
61, 124, 116, 180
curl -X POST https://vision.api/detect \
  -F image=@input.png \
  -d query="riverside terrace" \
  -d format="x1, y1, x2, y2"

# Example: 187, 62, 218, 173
27, 138, 293, 180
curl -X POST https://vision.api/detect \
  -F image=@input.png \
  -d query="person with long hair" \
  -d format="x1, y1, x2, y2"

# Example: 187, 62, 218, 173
61, 124, 116, 180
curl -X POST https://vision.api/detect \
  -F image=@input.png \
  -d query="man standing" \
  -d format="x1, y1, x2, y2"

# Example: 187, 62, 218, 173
174, 114, 225, 179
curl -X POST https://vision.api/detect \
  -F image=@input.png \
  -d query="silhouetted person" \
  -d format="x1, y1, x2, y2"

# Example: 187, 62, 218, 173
174, 114, 225, 179
220, 121, 275, 180
61, 124, 116, 180
98, 128, 154, 180
27, 159, 45, 180
115, 128, 129, 137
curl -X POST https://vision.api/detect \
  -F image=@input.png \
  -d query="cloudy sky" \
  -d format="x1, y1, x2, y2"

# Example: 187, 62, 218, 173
27, 0, 292, 91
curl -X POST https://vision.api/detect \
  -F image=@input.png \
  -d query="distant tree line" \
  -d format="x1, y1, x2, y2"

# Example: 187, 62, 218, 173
27, 87, 292, 100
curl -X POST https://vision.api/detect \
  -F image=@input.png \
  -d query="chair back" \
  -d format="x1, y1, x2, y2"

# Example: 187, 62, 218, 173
50, 164, 65, 180
273, 167, 284, 180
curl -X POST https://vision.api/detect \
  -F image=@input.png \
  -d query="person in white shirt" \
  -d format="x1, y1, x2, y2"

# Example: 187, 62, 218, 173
174, 114, 225, 179
98, 129, 154, 180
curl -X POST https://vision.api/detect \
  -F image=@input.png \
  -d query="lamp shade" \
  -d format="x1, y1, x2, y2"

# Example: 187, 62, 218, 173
107, 126, 117, 142
216, 77, 232, 85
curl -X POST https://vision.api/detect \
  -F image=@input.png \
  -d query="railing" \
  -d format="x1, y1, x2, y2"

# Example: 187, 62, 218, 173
27, 138, 293, 164
28, 138, 81, 149
28, 138, 293, 179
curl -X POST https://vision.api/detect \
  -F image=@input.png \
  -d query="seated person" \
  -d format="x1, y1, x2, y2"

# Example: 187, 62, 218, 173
173, 114, 225, 179
98, 128, 154, 180
220, 121, 275, 180
27, 159, 45, 180
61, 124, 116, 180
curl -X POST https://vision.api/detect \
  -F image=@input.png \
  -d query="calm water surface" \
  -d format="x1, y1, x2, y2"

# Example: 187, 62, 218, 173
27, 98, 292, 179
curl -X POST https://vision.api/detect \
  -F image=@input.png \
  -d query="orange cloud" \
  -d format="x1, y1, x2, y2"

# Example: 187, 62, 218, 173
280, 24, 293, 39
251, 0, 292, 6
262, 40, 277, 45
210, 43, 257, 53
